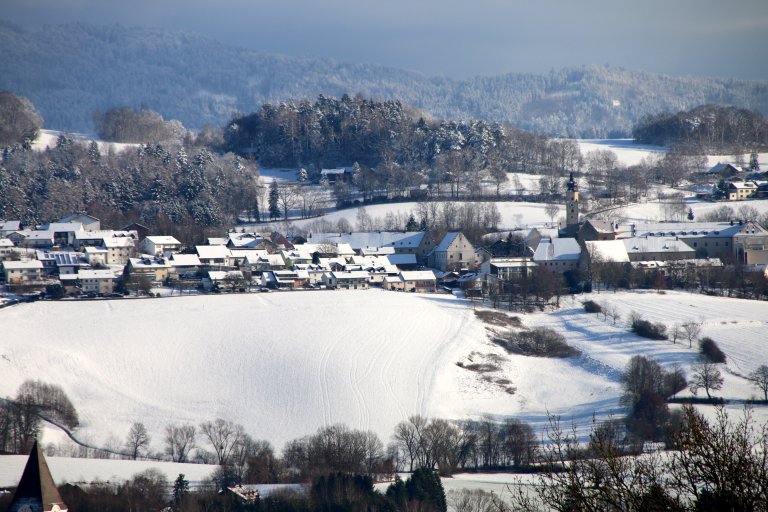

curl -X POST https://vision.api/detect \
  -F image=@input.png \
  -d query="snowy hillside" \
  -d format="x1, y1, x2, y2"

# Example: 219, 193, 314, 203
0, 291, 485, 452
2, 288, 766, 469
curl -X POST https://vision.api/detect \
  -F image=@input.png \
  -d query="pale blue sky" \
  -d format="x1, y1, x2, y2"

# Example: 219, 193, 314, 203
5, 0, 768, 79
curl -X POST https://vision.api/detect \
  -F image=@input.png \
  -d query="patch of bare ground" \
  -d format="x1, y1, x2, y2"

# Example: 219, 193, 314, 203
456, 352, 517, 394
474, 309, 523, 328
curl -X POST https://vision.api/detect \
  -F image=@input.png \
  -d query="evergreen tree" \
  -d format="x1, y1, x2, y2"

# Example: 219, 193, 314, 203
687, 208, 694, 221
750, 151, 760, 172
268, 179, 281, 220
172, 473, 189, 508
405, 214, 419, 231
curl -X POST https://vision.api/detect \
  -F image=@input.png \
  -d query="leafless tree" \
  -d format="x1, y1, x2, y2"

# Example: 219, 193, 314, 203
689, 362, 724, 399
748, 365, 768, 401
682, 321, 702, 348
125, 421, 151, 460
164, 423, 196, 462
544, 203, 560, 225
199, 418, 246, 465
277, 184, 298, 220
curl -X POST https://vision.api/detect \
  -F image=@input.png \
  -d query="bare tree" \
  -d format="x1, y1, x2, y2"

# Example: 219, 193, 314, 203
670, 323, 683, 345
689, 362, 724, 399
682, 321, 703, 348
544, 203, 560, 225
277, 184, 298, 220
748, 365, 768, 401
199, 418, 246, 465
164, 423, 197, 462
125, 422, 151, 460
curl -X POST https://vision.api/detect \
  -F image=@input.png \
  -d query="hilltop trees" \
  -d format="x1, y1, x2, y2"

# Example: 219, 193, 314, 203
125, 421, 151, 460
633, 104, 768, 152
93, 106, 185, 143
0, 91, 43, 146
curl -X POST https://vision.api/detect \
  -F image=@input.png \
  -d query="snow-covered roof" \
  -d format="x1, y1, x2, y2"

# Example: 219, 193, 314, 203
3, 260, 43, 270
0, 221, 21, 232
78, 269, 115, 280
435, 232, 461, 252
0, 238, 14, 248
196, 245, 231, 259
533, 238, 581, 262
624, 221, 759, 239
585, 240, 630, 262
44, 222, 84, 233
208, 270, 244, 281
330, 271, 370, 279
103, 237, 135, 248
169, 254, 201, 266
207, 237, 228, 246
729, 181, 757, 190
320, 168, 346, 175
146, 236, 181, 245
622, 237, 695, 255
400, 270, 436, 281
487, 258, 537, 269
391, 232, 427, 248
360, 246, 396, 256
129, 257, 171, 269
707, 162, 742, 174
58, 212, 99, 224
387, 253, 417, 266
83, 246, 107, 254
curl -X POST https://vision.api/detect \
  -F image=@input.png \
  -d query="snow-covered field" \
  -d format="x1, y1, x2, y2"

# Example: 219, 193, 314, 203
2, 289, 766, 467
577, 139, 667, 166
31, 129, 139, 154
0, 454, 216, 488
0, 291, 484, 454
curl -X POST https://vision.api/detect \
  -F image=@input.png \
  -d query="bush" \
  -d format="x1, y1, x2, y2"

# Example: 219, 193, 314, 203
699, 337, 726, 363
496, 327, 581, 358
631, 318, 668, 340
583, 300, 602, 313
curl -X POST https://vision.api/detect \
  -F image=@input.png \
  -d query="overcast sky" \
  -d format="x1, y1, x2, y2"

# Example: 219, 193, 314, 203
5, 0, 768, 79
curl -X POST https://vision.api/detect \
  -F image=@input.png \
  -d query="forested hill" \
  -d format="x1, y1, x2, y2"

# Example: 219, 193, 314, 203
2, 20, 767, 137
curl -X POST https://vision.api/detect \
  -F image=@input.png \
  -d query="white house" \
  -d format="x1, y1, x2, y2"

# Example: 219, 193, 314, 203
196, 245, 232, 267
384, 270, 437, 292
103, 236, 136, 265
78, 269, 116, 294
429, 232, 475, 271
139, 236, 182, 256
2, 260, 44, 284
533, 238, 582, 273
322, 271, 370, 290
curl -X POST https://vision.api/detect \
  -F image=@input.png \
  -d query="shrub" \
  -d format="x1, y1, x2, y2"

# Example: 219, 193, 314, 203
583, 300, 602, 313
631, 318, 668, 340
699, 337, 726, 363
496, 327, 581, 358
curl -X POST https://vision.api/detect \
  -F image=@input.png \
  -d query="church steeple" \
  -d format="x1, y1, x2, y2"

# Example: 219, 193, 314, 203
567, 172, 578, 192
7, 440, 68, 512
565, 173, 580, 229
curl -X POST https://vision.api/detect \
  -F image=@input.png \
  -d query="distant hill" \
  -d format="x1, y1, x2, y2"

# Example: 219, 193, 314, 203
1, 21, 767, 137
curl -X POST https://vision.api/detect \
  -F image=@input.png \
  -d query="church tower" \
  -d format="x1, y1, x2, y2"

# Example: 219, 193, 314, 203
7, 441, 68, 512
566, 172, 579, 230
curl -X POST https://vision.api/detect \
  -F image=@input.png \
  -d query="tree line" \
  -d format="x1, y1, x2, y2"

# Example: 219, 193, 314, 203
633, 104, 768, 152
0, 132, 260, 244
223, 94, 582, 176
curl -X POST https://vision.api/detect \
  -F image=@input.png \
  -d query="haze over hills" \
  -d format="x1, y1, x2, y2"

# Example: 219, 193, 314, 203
1, 21, 767, 137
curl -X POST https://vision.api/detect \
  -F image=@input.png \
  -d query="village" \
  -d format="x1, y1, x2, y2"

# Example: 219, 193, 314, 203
3, 171, 768, 305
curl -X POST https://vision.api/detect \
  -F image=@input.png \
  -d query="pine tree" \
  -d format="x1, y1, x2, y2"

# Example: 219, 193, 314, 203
172, 473, 189, 508
268, 179, 281, 220
750, 151, 760, 172
405, 214, 419, 231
